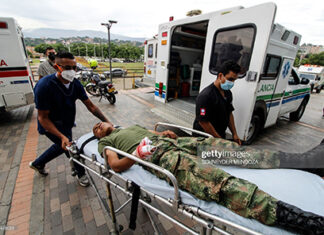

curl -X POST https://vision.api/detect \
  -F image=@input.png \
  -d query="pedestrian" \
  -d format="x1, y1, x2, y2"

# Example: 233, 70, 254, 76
193, 60, 242, 144
37, 46, 57, 79
29, 52, 111, 187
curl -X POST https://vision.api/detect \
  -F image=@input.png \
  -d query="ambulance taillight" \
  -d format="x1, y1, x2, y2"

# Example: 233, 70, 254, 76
159, 82, 163, 96
0, 22, 8, 29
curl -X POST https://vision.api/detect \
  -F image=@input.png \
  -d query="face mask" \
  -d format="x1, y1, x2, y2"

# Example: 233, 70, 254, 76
220, 79, 234, 90
48, 52, 56, 61
61, 70, 76, 82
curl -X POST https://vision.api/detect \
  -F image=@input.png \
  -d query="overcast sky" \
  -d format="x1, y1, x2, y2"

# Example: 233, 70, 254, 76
1, 0, 323, 44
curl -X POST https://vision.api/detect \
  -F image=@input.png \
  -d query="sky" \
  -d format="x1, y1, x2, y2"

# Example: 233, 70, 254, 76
1, 0, 323, 44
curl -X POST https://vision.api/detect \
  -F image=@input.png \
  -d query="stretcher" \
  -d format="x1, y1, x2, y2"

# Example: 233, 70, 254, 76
67, 122, 324, 235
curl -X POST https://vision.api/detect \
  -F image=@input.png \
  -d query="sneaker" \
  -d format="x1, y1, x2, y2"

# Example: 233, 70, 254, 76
29, 161, 48, 176
77, 174, 90, 187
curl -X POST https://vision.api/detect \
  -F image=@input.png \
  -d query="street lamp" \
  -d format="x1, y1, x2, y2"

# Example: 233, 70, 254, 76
101, 20, 117, 83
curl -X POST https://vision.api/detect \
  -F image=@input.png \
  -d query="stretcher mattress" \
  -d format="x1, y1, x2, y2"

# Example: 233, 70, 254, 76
77, 133, 324, 235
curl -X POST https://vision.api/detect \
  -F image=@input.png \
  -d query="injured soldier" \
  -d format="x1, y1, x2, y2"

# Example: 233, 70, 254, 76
93, 122, 324, 234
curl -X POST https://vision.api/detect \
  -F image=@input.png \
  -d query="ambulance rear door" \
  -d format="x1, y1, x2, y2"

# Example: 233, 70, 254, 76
201, 2, 277, 140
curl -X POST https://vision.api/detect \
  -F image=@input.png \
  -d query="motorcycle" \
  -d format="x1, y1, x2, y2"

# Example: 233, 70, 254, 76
85, 74, 117, 104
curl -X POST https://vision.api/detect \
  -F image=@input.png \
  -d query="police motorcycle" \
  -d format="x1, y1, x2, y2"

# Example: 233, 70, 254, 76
85, 73, 117, 104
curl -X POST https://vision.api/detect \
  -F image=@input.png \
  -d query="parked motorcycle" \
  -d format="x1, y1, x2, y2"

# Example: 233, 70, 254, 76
85, 74, 117, 104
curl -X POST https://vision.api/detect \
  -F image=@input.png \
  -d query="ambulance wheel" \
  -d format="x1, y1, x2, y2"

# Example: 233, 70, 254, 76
245, 114, 262, 145
315, 87, 321, 93
289, 98, 307, 121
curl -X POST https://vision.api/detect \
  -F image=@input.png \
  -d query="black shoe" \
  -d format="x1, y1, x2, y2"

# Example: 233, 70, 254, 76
276, 200, 324, 235
29, 161, 48, 176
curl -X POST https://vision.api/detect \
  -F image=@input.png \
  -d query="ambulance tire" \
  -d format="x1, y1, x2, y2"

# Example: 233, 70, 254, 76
289, 98, 307, 121
245, 114, 262, 145
315, 87, 321, 93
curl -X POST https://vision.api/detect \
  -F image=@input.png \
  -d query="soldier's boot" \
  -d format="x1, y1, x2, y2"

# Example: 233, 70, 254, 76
276, 200, 324, 235
277, 138, 324, 172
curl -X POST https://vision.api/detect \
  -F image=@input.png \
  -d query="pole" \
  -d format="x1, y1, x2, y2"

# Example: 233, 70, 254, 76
108, 26, 112, 83
101, 20, 117, 83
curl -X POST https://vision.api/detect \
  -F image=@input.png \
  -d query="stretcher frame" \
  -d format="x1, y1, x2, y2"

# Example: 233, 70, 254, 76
67, 122, 262, 235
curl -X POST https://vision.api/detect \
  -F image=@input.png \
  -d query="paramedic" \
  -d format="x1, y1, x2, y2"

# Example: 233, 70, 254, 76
29, 52, 111, 187
38, 46, 57, 79
193, 60, 242, 145
93, 123, 324, 234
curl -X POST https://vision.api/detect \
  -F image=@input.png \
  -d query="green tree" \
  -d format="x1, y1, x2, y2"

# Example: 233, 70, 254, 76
308, 52, 324, 66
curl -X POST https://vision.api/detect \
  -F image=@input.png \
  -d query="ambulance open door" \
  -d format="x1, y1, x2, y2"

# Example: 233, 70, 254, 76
200, 2, 277, 140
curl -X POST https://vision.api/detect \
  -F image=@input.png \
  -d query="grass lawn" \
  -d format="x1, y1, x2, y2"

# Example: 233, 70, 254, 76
31, 58, 40, 64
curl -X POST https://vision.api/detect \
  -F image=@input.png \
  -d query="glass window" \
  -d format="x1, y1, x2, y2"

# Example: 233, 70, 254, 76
261, 55, 281, 79
148, 44, 153, 58
209, 26, 255, 75
299, 73, 315, 80
288, 69, 300, 85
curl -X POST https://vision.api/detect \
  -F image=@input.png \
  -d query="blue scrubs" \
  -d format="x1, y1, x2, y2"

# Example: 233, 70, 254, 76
33, 73, 88, 176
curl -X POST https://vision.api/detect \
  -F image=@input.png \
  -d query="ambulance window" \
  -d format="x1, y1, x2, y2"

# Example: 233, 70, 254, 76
261, 55, 281, 79
209, 26, 255, 76
148, 44, 153, 58
155, 43, 158, 58
288, 69, 300, 85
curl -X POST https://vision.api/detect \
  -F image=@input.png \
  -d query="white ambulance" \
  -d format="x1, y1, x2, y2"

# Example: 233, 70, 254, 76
0, 17, 34, 112
144, 36, 158, 79
298, 65, 324, 93
154, 2, 310, 144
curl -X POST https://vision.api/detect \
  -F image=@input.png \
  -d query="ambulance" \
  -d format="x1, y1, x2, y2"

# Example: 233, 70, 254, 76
144, 36, 158, 79
0, 17, 34, 112
154, 2, 310, 144
298, 65, 324, 93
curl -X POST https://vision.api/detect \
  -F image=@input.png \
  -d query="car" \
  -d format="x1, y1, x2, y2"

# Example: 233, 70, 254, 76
104, 68, 127, 78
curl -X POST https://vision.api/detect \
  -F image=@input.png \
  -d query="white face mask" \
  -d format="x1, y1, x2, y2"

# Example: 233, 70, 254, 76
61, 70, 76, 82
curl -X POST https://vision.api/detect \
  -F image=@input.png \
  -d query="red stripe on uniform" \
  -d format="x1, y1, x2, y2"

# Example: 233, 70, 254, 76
0, 70, 29, 78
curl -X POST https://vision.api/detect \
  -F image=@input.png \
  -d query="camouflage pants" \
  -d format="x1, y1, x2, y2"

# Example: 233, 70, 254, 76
147, 136, 278, 225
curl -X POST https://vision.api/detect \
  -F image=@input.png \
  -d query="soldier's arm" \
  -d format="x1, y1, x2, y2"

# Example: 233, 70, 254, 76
198, 121, 222, 138
149, 130, 177, 139
104, 149, 135, 173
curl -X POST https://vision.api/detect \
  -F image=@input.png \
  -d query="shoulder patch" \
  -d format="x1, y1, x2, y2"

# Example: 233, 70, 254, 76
200, 108, 206, 116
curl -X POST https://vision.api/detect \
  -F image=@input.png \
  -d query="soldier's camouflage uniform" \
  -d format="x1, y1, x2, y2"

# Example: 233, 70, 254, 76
147, 136, 278, 225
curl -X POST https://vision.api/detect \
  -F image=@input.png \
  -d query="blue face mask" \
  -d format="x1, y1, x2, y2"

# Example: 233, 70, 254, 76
220, 80, 234, 90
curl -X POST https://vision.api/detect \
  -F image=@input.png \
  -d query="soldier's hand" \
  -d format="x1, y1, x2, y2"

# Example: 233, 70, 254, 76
61, 135, 71, 151
233, 134, 242, 145
163, 130, 178, 139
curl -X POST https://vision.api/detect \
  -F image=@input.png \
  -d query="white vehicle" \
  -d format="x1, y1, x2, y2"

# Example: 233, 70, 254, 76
298, 65, 324, 93
144, 37, 158, 79
154, 2, 310, 143
0, 17, 34, 112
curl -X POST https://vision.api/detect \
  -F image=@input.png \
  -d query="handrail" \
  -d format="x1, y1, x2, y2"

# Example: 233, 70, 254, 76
154, 122, 213, 138
103, 146, 180, 210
